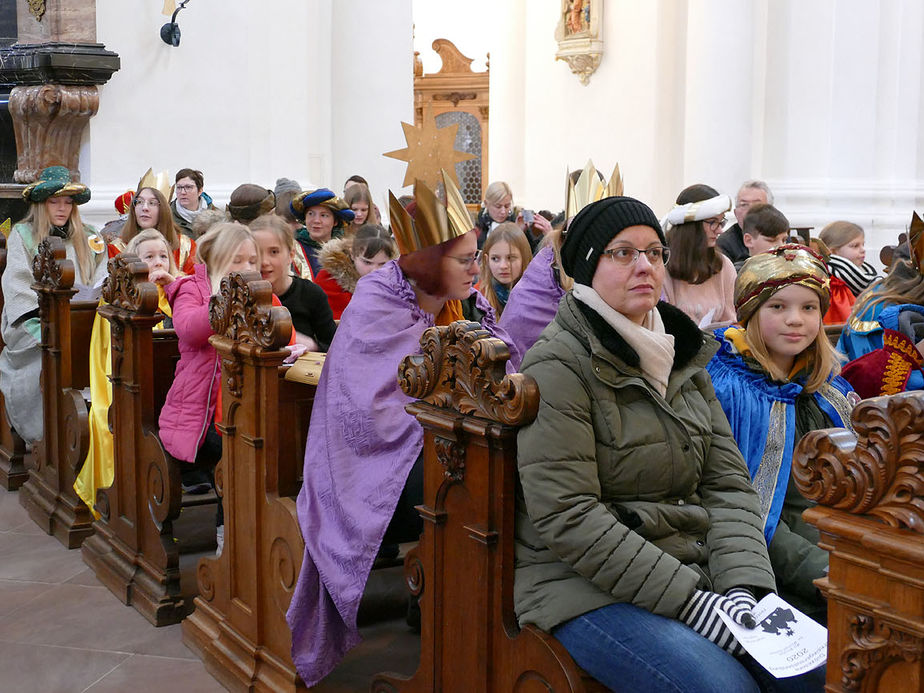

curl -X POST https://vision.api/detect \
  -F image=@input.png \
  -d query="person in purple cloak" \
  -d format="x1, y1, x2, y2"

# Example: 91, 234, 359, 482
285, 172, 519, 687
500, 161, 622, 370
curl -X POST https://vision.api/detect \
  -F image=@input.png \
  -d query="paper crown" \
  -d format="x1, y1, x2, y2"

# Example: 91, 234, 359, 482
388, 170, 472, 256
136, 168, 174, 203
565, 160, 623, 221
910, 211, 924, 276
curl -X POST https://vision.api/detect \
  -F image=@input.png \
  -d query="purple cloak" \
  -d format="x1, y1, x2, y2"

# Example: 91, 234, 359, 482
499, 245, 565, 370
286, 260, 516, 686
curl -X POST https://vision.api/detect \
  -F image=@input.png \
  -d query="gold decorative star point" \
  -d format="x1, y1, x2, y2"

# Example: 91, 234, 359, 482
384, 110, 475, 190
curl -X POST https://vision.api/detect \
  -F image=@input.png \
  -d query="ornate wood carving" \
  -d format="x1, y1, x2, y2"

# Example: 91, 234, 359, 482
554, 0, 604, 86
375, 322, 604, 692
793, 392, 924, 532
81, 253, 190, 625
0, 234, 29, 490
399, 320, 539, 426
184, 270, 311, 691
414, 38, 489, 208
209, 271, 291, 350
9, 84, 99, 184
841, 614, 924, 691
19, 236, 95, 548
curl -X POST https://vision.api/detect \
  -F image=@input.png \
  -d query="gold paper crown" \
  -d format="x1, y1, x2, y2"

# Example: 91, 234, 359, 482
137, 168, 174, 203
910, 211, 924, 276
565, 160, 624, 220
388, 169, 472, 255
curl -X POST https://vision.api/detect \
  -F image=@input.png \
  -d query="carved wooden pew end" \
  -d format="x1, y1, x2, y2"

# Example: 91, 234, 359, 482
795, 391, 924, 691
373, 320, 605, 693
18, 237, 95, 548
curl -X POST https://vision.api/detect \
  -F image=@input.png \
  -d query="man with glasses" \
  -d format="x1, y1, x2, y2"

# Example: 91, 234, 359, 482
717, 180, 773, 265
170, 167, 215, 238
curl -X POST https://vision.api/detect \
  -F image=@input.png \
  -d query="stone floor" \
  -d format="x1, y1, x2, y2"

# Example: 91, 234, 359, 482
0, 488, 420, 692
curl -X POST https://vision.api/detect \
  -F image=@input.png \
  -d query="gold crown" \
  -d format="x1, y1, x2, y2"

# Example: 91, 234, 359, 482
565, 160, 624, 220
388, 169, 472, 255
137, 168, 174, 203
910, 211, 924, 276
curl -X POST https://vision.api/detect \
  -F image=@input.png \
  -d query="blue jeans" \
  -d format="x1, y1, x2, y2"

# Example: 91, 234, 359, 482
553, 603, 825, 693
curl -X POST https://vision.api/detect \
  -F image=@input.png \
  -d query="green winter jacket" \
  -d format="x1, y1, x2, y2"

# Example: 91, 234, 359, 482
514, 295, 776, 632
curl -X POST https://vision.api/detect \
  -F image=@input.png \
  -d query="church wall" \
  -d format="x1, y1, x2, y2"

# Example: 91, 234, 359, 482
79, 0, 412, 228
490, 0, 924, 260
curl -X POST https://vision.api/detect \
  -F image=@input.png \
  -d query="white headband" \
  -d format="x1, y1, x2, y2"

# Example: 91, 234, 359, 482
661, 194, 732, 230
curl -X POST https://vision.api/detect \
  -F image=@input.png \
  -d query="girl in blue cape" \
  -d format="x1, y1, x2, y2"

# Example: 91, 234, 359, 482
286, 176, 519, 687
707, 245, 857, 622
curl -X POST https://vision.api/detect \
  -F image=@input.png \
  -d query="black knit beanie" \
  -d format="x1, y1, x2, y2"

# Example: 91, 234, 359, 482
560, 196, 665, 286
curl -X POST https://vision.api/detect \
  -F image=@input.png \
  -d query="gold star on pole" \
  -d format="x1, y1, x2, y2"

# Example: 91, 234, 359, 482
384, 106, 475, 190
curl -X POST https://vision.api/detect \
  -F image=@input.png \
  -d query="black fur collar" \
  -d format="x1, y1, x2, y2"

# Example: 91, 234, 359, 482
576, 300, 704, 370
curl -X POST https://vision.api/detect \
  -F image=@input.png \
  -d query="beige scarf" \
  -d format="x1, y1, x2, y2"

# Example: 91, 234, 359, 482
572, 284, 675, 397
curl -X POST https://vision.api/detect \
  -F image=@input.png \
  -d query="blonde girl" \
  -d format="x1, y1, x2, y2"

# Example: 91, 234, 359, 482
478, 222, 533, 317
819, 221, 878, 297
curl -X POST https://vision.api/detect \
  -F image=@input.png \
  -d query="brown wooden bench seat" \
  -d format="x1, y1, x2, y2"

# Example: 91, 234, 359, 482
81, 252, 217, 626
0, 232, 29, 491
183, 271, 315, 692
18, 236, 97, 548
373, 320, 606, 692
794, 391, 924, 692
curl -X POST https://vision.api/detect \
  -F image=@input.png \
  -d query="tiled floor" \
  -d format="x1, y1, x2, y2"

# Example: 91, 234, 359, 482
0, 488, 420, 692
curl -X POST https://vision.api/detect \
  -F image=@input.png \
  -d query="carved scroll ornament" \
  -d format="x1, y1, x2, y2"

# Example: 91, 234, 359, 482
101, 253, 160, 315
842, 614, 924, 691
399, 320, 538, 427
554, 0, 604, 86
792, 392, 924, 532
31, 236, 74, 290
208, 271, 292, 351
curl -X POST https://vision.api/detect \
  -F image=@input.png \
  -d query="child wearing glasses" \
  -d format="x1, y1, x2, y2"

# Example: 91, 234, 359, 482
661, 184, 738, 327
707, 245, 856, 624
120, 187, 196, 274
477, 222, 533, 317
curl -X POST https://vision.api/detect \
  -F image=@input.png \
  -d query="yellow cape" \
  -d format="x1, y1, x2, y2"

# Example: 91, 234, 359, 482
74, 288, 173, 518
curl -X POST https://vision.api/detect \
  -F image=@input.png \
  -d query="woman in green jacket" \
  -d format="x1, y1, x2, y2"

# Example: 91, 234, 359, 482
515, 196, 823, 692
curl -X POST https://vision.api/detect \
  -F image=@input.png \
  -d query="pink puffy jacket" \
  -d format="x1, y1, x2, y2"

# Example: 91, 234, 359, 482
157, 264, 221, 463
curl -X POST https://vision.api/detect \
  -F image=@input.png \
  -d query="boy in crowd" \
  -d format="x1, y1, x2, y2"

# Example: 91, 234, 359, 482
735, 203, 790, 271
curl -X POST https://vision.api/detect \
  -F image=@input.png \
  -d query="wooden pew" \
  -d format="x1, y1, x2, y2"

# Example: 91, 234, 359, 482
794, 391, 924, 692
183, 271, 314, 692
0, 232, 29, 490
18, 236, 97, 548
80, 252, 201, 626
373, 320, 605, 693
825, 322, 845, 347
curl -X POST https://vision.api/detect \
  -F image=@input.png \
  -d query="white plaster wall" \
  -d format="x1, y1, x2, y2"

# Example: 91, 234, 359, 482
82, 0, 412, 228
412, 0, 490, 74
489, 0, 924, 264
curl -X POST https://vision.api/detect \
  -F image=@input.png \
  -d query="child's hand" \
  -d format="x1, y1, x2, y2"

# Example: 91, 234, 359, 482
148, 269, 175, 286
283, 343, 309, 364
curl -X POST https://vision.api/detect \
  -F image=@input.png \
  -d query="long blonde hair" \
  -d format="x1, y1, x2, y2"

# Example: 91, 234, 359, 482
545, 227, 574, 292
125, 230, 180, 278
22, 200, 95, 284
478, 222, 532, 316
195, 222, 259, 294
743, 311, 841, 393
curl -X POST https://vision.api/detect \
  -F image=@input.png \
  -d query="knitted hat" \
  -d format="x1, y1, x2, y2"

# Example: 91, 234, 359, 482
560, 196, 665, 286
290, 188, 354, 225
22, 166, 91, 205
274, 177, 301, 197
734, 244, 830, 325
114, 190, 134, 215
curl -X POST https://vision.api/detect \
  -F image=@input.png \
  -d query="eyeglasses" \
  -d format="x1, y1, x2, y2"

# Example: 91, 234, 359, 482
446, 249, 482, 268
134, 198, 159, 208
601, 245, 670, 266
702, 217, 726, 231
175, 184, 197, 192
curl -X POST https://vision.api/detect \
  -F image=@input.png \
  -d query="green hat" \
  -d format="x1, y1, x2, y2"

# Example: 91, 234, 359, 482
22, 166, 91, 205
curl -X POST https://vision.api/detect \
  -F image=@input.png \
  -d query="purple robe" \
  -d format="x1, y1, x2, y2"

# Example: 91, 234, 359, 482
499, 245, 565, 370
286, 260, 516, 686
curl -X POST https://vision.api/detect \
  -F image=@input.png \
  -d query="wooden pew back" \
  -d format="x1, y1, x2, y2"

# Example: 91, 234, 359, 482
19, 236, 97, 548
183, 271, 313, 692
81, 252, 193, 626
374, 320, 604, 693
794, 391, 924, 692
0, 233, 29, 490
